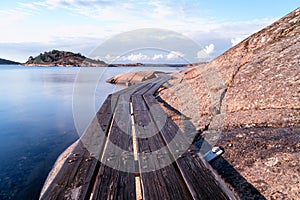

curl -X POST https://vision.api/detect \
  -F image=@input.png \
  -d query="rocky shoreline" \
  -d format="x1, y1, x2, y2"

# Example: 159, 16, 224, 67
39, 141, 79, 198
41, 8, 299, 199
155, 8, 300, 199
106, 71, 166, 86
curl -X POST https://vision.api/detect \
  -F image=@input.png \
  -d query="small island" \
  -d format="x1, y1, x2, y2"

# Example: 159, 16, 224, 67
0, 58, 20, 65
23, 50, 107, 67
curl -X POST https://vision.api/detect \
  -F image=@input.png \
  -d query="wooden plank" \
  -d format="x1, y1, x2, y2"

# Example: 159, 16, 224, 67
143, 77, 169, 97
132, 82, 154, 95
91, 120, 136, 199
40, 94, 119, 200
131, 82, 157, 111
132, 94, 191, 200
112, 80, 152, 96
131, 78, 168, 112
91, 84, 151, 199
144, 95, 237, 200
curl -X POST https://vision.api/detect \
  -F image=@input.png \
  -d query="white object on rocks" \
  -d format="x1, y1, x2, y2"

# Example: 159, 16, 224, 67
203, 147, 224, 163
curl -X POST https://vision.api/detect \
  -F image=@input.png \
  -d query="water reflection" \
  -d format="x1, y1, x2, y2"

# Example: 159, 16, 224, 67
0, 65, 181, 199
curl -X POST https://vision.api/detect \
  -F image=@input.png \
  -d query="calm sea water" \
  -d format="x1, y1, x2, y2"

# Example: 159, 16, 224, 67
0, 65, 181, 200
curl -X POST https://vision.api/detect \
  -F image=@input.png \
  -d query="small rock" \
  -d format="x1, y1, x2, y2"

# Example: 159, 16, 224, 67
264, 157, 279, 167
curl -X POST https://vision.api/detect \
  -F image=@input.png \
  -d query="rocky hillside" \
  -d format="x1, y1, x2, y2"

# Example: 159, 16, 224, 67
159, 8, 299, 199
0, 58, 20, 65
24, 50, 106, 67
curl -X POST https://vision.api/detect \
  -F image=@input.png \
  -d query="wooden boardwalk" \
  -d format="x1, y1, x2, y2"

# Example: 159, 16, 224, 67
40, 75, 236, 200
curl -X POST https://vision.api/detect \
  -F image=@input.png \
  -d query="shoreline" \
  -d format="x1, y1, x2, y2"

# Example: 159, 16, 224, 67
40, 66, 300, 199
39, 140, 79, 198
39, 8, 300, 199
21, 63, 189, 67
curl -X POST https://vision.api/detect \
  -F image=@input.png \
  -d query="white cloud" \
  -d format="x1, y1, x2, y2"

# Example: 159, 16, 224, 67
103, 51, 188, 63
197, 50, 208, 60
152, 54, 164, 60
14, 0, 276, 44
18, 2, 40, 10
123, 53, 150, 62
166, 51, 184, 60
203, 44, 215, 55
104, 54, 113, 60
184, 18, 275, 43
231, 37, 245, 47
0, 0, 279, 62
0, 9, 33, 26
44, 0, 113, 7
148, 1, 173, 18
196, 44, 214, 61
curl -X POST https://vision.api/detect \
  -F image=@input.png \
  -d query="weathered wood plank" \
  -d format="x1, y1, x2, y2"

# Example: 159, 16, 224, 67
132, 82, 154, 95
144, 95, 237, 200
132, 92, 190, 200
131, 81, 159, 111
91, 84, 151, 199
143, 77, 169, 97
91, 121, 136, 200
40, 94, 119, 200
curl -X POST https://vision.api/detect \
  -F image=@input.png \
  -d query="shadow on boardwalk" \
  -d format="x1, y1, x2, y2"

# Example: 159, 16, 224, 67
157, 96, 266, 200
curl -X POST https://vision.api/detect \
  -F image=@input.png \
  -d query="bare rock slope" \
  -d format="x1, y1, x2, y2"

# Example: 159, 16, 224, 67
106, 70, 162, 85
160, 8, 299, 199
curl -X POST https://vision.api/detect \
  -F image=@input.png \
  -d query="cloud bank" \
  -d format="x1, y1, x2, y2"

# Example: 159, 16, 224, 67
0, 0, 281, 62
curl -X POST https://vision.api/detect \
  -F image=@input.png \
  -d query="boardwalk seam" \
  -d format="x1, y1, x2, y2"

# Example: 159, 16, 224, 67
141, 94, 194, 200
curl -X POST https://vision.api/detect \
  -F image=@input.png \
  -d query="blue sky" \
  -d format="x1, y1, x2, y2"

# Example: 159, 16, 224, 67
0, 0, 298, 63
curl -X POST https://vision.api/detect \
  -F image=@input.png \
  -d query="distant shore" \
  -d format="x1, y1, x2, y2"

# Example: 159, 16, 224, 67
0, 58, 20, 65
22, 63, 190, 67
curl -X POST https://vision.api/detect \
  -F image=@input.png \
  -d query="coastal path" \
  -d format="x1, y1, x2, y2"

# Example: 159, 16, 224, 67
40, 75, 236, 200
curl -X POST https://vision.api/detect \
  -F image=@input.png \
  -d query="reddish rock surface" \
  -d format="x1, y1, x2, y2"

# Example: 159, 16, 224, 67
159, 8, 300, 199
106, 71, 163, 86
